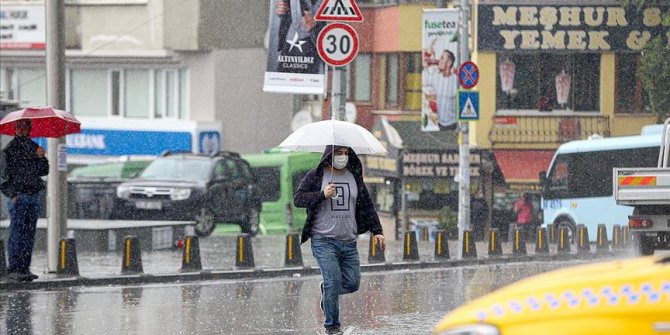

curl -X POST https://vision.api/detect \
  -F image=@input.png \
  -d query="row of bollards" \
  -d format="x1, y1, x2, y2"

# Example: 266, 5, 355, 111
0, 223, 634, 280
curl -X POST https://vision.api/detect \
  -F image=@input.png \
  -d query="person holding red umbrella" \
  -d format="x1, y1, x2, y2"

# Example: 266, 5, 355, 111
1, 119, 50, 282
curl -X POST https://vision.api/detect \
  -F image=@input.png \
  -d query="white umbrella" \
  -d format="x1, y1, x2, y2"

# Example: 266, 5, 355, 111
278, 119, 387, 155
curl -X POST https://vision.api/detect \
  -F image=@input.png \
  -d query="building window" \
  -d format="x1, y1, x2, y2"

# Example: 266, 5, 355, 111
70, 69, 108, 117
386, 54, 399, 106
154, 69, 181, 119
616, 53, 651, 114
14, 68, 46, 107
352, 53, 371, 102
496, 53, 600, 112
405, 52, 422, 111
124, 69, 150, 118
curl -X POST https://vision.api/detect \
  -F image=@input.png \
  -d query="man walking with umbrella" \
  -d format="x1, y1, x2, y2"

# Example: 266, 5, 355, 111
1, 119, 49, 282
294, 145, 385, 335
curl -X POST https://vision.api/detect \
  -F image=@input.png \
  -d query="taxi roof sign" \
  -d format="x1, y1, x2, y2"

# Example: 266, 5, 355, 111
316, 0, 363, 22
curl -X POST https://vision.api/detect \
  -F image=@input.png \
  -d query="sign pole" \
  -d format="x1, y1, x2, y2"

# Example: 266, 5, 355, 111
457, 0, 471, 260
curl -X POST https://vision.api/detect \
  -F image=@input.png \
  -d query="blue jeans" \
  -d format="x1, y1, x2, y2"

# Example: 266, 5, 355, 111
311, 234, 360, 330
6, 194, 41, 274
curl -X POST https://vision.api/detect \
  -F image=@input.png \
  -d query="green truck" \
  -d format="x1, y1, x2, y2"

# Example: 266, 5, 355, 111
242, 149, 321, 235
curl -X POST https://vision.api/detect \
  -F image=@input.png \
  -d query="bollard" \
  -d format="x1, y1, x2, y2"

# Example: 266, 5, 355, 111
488, 228, 502, 256
235, 234, 255, 268
535, 227, 549, 254
557, 226, 571, 254
121, 235, 143, 275
434, 230, 450, 260
576, 224, 590, 254
512, 227, 527, 256
596, 224, 609, 254
622, 225, 630, 248
180, 235, 202, 272
285, 232, 304, 267
403, 231, 420, 261
421, 226, 430, 241
548, 223, 557, 244
368, 233, 386, 263
0, 240, 6, 280
57, 238, 80, 277
462, 229, 477, 259
612, 224, 623, 251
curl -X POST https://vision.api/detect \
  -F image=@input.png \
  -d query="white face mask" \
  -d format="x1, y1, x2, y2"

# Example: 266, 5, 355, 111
332, 155, 349, 170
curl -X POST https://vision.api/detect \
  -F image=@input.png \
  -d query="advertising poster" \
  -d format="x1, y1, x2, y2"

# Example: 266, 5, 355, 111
421, 9, 460, 132
0, 4, 46, 49
264, 0, 327, 94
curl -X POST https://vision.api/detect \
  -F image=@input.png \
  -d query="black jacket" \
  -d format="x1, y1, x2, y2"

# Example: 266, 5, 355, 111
294, 146, 383, 244
0, 136, 49, 198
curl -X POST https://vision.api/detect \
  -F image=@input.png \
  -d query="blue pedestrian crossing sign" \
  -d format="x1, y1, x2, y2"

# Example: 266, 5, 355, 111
457, 90, 479, 121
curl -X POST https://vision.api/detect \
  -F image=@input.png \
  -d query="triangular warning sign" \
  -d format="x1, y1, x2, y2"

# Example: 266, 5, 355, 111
461, 98, 477, 118
316, 0, 363, 22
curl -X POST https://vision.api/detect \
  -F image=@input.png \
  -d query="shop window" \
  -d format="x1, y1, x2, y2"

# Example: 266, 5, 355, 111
124, 70, 150, 118
496, 53, 599, 112
616, 53, 651, 114
70, 69, 108, 117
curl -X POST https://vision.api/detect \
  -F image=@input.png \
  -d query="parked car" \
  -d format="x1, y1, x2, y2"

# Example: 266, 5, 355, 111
115, 151, 261, 237
68, 160, 152, 219
432, 254, 670, 335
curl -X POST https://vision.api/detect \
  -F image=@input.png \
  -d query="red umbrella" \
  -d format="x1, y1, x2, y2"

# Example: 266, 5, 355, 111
0, 106, 81, 138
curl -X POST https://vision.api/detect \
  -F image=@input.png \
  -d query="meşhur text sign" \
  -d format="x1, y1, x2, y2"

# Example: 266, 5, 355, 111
477, 4, 670, 52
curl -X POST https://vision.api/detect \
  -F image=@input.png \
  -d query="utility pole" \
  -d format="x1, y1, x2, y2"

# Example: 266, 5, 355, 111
457, 0, 471, 259
46, 0, 68, 272
330, 67, 347, 121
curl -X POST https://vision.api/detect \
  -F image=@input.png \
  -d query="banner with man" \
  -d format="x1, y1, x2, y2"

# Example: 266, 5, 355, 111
264, 0, 327, 94
421, 9, 460, 132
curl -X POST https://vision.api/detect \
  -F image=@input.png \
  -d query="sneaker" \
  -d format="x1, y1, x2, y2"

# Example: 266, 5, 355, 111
6, 272, 34, 283
319, 281, 325, 313
325, 327, 342, 335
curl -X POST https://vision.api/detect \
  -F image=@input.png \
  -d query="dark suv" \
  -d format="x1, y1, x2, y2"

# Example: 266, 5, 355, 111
115, 151, 261, 236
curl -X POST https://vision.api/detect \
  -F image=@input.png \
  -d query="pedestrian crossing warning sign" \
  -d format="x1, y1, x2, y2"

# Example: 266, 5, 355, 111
316, 0, 364, 22
457, 90, 479, 121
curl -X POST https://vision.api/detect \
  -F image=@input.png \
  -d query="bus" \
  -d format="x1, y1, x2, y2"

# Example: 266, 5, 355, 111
540, 125, 663, 241
242, 149, 322, 235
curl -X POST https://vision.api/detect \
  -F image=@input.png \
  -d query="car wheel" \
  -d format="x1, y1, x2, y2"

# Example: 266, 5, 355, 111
241, 206, 260, 237
194, 207, 216, 237
555, 218, 575, 245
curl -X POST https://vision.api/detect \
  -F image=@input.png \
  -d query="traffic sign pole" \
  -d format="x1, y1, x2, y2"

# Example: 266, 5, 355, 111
457, 0, 471, 260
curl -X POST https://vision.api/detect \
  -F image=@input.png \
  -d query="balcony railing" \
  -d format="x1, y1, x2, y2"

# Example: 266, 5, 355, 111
489, 113, 610, 148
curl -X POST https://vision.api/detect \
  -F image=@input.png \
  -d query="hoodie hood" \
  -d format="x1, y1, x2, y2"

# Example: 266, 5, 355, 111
318, 145, 363, 177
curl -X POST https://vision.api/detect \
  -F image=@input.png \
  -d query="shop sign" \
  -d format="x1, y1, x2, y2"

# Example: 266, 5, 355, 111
478, 4, 670, 52
401, 150, 481, 178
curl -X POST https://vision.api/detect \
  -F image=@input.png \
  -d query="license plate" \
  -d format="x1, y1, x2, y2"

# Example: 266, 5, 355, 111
135, 201, 162, 210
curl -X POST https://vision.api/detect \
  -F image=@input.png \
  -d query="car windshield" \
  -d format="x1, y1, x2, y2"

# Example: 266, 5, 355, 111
140, 157, 211, 181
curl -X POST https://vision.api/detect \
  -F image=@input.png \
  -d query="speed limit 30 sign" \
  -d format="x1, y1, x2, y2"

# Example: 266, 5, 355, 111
317, 23, 359, 67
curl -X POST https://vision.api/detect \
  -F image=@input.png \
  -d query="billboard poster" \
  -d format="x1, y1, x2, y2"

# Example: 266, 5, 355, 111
264, 0, 327, 94
421, 9, 460, 132
0, 4, 46, 49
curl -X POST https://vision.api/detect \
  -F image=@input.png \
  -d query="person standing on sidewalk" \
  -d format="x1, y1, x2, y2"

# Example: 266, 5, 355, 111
294, 145, 385, 335
513, 193, 534, 241
0, 119, 49, 282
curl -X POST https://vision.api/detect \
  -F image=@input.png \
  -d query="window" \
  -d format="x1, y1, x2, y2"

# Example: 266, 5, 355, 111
405, 52, 422, 111
111, 70, 121, 116
124, 69, 150, 118
543, 147, 659, 199
15, 68, 46, 107
254, 167, 281, 202
352, 54, 371, 102
70, 69, 108, 117
386, 54, 399, 106
616, 53, 651, 114
496, 53, 600, 112
154, 69, 181, 118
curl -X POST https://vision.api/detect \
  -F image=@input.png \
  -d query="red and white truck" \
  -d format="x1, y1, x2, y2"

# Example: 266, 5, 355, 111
613, 117, 670, 255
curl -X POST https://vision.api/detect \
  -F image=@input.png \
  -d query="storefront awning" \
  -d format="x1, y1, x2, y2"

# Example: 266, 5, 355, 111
493, 150, 554, 191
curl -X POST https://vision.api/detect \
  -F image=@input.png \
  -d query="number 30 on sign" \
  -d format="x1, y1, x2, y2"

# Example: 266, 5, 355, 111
317, 23, 359, 67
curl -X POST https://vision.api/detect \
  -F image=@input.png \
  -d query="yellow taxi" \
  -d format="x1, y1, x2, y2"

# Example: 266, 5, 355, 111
433, 255, 670, 335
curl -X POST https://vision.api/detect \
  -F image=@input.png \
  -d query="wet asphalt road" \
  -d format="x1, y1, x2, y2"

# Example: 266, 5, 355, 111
0, 261, 588, 335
